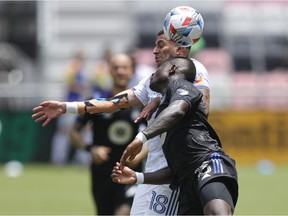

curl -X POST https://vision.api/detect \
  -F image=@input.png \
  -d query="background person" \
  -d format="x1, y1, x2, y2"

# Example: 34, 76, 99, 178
50, 50, 90, 165
69, 53, 146, 215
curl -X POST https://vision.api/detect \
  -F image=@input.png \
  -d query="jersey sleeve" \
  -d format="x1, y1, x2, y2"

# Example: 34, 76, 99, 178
132, 75, 161, 106
191, 58, 210, 89
131, 75, 150, 106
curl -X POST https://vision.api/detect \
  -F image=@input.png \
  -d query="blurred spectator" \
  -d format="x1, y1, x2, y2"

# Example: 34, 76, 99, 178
91, 48, 113, 92
65, 50, 86, 101
70, 53, 145, 215
128, 48, 156, 87
50, 50, 90, 165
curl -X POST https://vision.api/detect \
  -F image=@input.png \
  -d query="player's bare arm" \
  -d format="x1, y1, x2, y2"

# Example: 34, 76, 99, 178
198, 88, 210, 117
126, 144, 149, 169
142, 100, 189, 139
112, 162, 172, 185
32, 89, 143, 127
70, 122, 87, 150
120, 100, 189, 168
142, 166, 172, 184
32, 98, 127, 127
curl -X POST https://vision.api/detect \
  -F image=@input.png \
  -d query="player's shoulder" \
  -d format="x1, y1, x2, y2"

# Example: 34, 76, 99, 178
190, 58, 210, 88
140, 74, 152, 84
132, 74, 151, 89
190, 58, 208, 74
170, 79, 194, 92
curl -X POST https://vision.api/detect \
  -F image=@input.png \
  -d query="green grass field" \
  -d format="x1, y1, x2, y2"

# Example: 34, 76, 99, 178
0, 163, 287, 215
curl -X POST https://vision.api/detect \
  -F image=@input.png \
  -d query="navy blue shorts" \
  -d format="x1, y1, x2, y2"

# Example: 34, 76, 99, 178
177, 152, 238, 215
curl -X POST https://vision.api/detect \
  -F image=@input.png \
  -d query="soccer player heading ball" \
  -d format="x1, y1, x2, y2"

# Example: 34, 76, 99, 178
163, 6, 204, 47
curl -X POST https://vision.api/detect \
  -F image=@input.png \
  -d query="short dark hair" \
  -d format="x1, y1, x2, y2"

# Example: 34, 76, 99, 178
166, 57, 196, 82
158, 30, 164, 36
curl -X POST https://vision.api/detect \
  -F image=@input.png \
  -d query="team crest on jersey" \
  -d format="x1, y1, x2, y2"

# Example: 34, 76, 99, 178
195, 161, 212, 181
195, 73, 203, 84
176, 88, 189, 96
108, 120, 133, 145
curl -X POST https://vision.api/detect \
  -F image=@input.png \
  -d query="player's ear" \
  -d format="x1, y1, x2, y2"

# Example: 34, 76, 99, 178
169, 64, 177, 75
176, 46, 185, 56
175, 47, 182, 55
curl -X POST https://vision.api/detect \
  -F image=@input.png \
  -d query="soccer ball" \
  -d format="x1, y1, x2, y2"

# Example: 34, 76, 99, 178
163, 6, 204, 47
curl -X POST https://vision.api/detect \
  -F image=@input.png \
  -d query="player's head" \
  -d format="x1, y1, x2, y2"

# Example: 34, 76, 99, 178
150, 57, 196, 93
153, 30, 191, 67
109, 53, 135, 89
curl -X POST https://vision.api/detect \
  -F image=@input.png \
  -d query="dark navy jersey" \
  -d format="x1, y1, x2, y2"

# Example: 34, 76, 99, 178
157, 79, 223, 180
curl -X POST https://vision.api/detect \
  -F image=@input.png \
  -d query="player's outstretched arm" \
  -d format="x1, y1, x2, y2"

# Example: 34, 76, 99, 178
32, 90, 143, 127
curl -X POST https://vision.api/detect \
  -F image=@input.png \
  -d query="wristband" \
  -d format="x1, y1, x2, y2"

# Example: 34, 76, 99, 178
135, 132, 147, 143
135, 172, 144, 184
65, 102, 78, 114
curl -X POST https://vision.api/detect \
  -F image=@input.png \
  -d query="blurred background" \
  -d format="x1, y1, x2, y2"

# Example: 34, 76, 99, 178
0, 0, 287, 215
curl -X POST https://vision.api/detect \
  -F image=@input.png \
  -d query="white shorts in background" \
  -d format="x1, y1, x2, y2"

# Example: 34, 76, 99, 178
130, 184, 179, 216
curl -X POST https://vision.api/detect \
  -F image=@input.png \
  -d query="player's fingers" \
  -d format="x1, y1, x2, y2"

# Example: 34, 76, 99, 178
128, 155, 136, 161
119, 152, 128, 170
112, 177, 120, 183
146, 112, 152, 121
32, 111, 44, 119
134, 110, 148, 123
112, 166, 122, 174
111, 172, 118, 178
134, 117, 142, 123
34, 115, 47, 123
112, 169, 122, 176
113, 163, 121, 171
42, 118, 51, 127
134, 114, 144, 123
135, 114, 148, 123
32, 106, 43, 112
39, 101, 50, 106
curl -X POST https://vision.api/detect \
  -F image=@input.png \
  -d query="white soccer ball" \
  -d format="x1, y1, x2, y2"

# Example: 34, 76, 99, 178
163, 6, 204, 47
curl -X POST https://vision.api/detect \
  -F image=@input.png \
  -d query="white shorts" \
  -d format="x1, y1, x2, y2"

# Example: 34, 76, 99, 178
130, 184, 179, 215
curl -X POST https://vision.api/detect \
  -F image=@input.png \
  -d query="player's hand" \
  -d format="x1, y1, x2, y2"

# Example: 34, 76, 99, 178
134, 97, 160, 123
119, 138, 142, 170
32, 101, 66, 127
91, 146, 111, 164
111, 162, 137, 184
